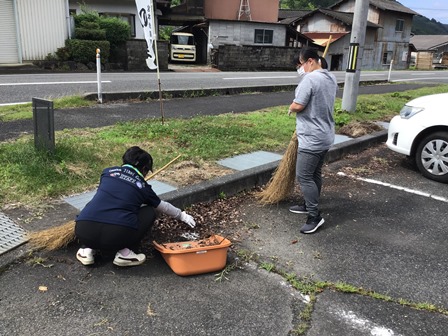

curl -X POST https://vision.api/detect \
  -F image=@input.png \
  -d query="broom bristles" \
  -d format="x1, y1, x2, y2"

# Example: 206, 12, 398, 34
27, 220, 76, 251
256, 131, 298, 204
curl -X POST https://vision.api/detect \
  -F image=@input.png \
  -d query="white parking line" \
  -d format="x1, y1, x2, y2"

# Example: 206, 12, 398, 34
390, 78, 446, 82
337, 172, 448, 203
0, 102, 29, 107
0, 81, 111, 86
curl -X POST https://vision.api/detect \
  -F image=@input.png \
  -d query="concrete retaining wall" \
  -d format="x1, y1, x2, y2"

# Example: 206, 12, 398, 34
216, 45, 299, 71
126, 39, 168, 71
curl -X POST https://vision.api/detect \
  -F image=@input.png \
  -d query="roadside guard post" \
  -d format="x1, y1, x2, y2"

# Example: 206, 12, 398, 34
32, 98, 55, 153
388, 59, 394, 82
96, 48, 103, 103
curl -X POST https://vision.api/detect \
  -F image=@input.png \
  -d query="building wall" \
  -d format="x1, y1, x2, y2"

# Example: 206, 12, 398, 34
17, 0, 68, 61
126, 39, 168, 71
323, 0, 412, 70
204, 0, 278, 22
0, 0, 20, 63
209, 20, 286, 47
216, 44, 298, 71
300, 13, 349, 33
376, 11, 412, 42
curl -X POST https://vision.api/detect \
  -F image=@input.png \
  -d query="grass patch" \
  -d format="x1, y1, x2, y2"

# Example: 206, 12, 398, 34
2, 85, 448, 208
0, 108, 295, 206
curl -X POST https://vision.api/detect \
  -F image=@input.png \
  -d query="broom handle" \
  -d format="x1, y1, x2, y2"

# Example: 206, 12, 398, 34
323, 35, 332, 58
145, 154, 181, 181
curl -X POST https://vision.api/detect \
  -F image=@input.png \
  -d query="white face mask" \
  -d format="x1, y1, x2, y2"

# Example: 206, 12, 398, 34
297, 67, 305, 77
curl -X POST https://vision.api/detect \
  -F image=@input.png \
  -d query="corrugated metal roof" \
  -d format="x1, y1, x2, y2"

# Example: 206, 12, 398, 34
410, 35, 448, 51
330, 0, 419, 16
278, 9, 311, 20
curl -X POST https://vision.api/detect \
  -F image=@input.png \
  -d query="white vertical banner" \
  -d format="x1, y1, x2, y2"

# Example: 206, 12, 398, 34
135, 0, 158, 70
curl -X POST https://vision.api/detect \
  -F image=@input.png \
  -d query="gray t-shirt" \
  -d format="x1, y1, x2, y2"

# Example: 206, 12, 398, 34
293, 69, 338, 151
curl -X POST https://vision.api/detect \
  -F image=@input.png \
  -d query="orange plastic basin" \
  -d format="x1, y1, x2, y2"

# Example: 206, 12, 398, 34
153, 235, 232, 276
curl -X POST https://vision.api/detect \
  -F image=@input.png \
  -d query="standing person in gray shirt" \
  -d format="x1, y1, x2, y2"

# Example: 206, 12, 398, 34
288, 47, 338, 234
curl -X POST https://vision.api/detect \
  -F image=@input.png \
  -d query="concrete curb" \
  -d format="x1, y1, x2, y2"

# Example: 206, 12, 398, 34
163, 129, 388, 209
83, 81, 389, 102
83, 85, 298, 102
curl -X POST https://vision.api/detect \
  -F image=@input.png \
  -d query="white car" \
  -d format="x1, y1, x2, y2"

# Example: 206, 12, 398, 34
386, 93, 448, 183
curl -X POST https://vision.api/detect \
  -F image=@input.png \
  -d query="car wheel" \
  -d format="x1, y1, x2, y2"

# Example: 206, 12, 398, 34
415, 131, 448, 183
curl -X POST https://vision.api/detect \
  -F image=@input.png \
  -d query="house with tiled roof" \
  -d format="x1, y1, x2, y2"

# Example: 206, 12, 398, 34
284, 0, 420, 70
409, 35, 448, 69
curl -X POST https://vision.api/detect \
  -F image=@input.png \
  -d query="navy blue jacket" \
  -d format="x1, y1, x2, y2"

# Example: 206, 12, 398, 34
76, 165, 161, 229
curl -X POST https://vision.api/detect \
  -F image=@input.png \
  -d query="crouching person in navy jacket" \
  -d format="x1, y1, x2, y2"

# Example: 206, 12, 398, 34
75, 146, 196, 267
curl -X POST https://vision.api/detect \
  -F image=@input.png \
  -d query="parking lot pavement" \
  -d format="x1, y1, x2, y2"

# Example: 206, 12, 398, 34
235, 144, 448, 334
1, 143, 447, 335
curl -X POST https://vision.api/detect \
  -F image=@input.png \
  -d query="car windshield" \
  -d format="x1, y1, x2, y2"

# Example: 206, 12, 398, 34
171, 35, 194, 45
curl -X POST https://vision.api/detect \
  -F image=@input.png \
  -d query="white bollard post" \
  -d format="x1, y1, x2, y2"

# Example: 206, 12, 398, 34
388, 59, 394, 82
96, 48, 103, 104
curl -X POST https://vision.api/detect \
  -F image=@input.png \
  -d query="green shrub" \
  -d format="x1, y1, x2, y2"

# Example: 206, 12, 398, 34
98, 17, 130, 49
66, 39, 110, 64
55, 46, 70, 61
334, 107, 352, 126
44, 53, 58, 61
79, 20, 100, 30
75, 27, 107, 41
74, 10, 99, 28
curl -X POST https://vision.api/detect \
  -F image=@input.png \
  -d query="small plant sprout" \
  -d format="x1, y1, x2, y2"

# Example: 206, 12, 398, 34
260, 262, 275, 272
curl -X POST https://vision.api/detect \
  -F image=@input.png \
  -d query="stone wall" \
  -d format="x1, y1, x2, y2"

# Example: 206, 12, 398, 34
126, 39, 168, 71
215, 45, 298, 71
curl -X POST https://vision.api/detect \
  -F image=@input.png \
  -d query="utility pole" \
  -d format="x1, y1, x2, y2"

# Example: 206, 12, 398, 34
341, 0, 370, 112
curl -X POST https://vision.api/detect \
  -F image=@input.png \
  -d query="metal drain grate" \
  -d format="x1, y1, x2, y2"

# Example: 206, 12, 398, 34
0, 212, 27, 255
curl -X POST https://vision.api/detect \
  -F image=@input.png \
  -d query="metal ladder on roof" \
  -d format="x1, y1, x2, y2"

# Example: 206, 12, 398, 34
238, 0, 252, 21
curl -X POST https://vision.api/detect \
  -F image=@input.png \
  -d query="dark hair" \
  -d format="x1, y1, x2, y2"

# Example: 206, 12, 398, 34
122, 146, 153, 176
294, 47, 328, 70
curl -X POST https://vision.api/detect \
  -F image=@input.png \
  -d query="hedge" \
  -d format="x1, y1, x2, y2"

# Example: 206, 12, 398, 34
66, 39, 110, 64
75, 28, 107, 41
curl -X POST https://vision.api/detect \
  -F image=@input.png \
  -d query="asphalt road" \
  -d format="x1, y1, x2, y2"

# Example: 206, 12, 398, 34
0, 82, 436, 142
1, 69, 448, 105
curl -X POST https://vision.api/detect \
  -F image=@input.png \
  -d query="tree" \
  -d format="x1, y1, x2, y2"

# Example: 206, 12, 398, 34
280, 0, 337, 9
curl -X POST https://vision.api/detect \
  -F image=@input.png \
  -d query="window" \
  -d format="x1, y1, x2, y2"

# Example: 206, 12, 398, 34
395, 19, 404, 32
254, 29, 273, 44
382, 52, 393, 64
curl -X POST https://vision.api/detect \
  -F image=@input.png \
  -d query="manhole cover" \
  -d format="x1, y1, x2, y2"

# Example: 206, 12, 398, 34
0, 212, 27, 255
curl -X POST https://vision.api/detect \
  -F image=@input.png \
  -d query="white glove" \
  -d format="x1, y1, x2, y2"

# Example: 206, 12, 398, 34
180, 211, 196, 228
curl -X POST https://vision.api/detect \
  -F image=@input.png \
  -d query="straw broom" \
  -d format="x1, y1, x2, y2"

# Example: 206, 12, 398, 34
27, 154, 182, 251
256, 38, 332, 204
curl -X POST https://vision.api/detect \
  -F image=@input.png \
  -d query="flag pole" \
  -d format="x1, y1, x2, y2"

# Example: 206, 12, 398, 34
135, 0, 164, 124
150, 1, 164, 125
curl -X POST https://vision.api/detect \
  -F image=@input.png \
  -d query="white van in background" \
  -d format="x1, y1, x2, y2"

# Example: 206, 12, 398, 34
169, 32, 196, 62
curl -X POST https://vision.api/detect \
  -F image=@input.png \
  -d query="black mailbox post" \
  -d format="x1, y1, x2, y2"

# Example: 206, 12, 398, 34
32, 98, 55, 153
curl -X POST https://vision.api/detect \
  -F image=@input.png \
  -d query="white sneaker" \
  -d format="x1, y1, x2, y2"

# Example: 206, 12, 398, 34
113, 249, 146, 267
76, 248, 94, 265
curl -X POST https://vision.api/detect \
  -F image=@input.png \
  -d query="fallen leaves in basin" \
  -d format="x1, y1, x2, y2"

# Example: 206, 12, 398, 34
149, 193, 245, 247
